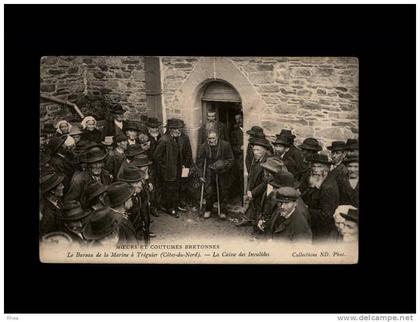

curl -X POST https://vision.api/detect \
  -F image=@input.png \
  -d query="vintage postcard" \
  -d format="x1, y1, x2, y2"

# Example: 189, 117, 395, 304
39, 56, 359, 264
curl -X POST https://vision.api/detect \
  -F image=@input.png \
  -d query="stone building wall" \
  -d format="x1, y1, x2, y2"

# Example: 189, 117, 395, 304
40, 56, 147, 126
160, 56, 358, 151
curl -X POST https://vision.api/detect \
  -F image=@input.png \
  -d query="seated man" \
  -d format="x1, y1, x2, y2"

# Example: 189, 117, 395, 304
334, 206, 358, 243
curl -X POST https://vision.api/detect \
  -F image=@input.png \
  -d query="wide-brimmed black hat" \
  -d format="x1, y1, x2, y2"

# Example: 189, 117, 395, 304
298, 138, 322, 152
47, 136, 67, 155
343, 154, 359, 165
59, 201, 91, 221
260, 157, 285, 174
273, 134, 291, 147
82, 207, 120, 241
83, 181, 108, 204
308, 153, 332, 165
274, 186, 300, 202
125, 144, 145, 158
117, 164, 146, 183
250, 137, 272, 150
79, 145, 108, 163
111, 103, 125, 115
269, 170, 300, 189
346, 138, 359, 151
132, 154, 153, 168
146, 117, 162, 128
123, 120, 139, 132
327, 141, 347, 152
246, 126, 265, 138
40, 172, 65, 194
107, 181, 135, 208
339, 208, 358, 223
279, 129, 296, 140
114, 133, 128, 144
165, 118, 184, 129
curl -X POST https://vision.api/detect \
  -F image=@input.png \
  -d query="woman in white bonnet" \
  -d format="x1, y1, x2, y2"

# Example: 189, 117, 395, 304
80, 116, 103, 143
55, 120, 72, 136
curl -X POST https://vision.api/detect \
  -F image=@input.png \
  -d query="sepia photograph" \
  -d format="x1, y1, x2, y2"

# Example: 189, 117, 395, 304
39, 56, 359, 264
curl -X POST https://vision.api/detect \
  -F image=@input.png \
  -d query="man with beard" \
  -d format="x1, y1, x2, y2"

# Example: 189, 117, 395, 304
146, 117, 162, 155
40, 172, 65, 236
58, 201, 92, 244
197, 130, 234, 219
301, 154, 339, 241
345, 138, 359, 157
338, 154, 359, 208
105, 133, 128, 179
153, 118, 184, 218
106, 181, 138, 244
123, 120, 140, 146
47, 136, 76, 193
237, 137, 272, 228
198, 109, 228, 145
118, 162, 155, 242
298, 138, 323, 194
264, 186, 312, 242
229, 113, 244, 199
64, 145, 112, 203
245, 126, 267, 173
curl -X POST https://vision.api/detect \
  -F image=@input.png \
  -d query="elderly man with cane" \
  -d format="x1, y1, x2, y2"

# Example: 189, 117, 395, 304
197, 130, 234, 219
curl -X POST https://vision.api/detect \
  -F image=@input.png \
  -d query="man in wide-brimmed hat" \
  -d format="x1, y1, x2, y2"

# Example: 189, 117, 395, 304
64, 145, 112, 203
47, 136, 76, 193
81, 181, 108, 211
117, 163, 154, 242
82, 207, 120, 246
198, 108, 228, 145
245, 125, 267, 173
327, 141, 348, 182
153, 118, 184, 217
197, 129, 234, 219
105, 133, 128, 179
338, 154, 359, 208
123, 120, 141, 146
264, 186, 312, 242
298, 137, 323, 194
345, 138, 358, 157
40, 172, 65, 236
334, 206, 358, 242
301, 153, 339, 241
242, 137, 272, 229
146, 117, 162, 154
57, 200, 92, 244
117, 143, 145, 177
275, 129, 305, 180
106, 181, 138, 244
103, 103, 126, 138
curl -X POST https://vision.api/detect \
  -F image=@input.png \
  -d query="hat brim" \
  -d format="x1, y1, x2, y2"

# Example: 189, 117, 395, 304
273, 141, 290, 147
146, 122, 162, 127
270, 179, 300, 189
80, 153, 108, 163
166, 125, 184, 129
58, 210, 92, 222
274, 196, 299, 202
85, 186, 108, 203
339, 212, 358, 223
133, 160, 153, 168
327, 147, 347, 152
82, 222, 117, 241
260, 163, 282, 174
117, 173, 145, 183
108, 187, 135, 208
41, 174, 65, 194
49, 136, 67, 155
125, 150, 144, 158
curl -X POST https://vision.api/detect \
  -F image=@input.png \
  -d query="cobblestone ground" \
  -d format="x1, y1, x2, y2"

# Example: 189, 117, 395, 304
149, 203, 255, 242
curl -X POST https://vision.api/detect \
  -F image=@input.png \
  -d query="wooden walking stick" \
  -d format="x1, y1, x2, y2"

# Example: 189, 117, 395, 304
216, 173, 221, 217
199, 158, 207, 213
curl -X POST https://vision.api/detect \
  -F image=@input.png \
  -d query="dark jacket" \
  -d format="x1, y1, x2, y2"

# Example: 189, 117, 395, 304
81, 128, 103, 144
230, 126, 244, 170
198, 121, 228, 145
105, 148, 126, 180
109, 208, 137, 244
153, 132, 181, 182
40, 198, 63, 236
268, 206, 312, 242
148, 133, 161, 156
338, 178, 359, 208
282, 145, 305, 181
247, 154, 269, 202
301, 173, 340, 241
49, 153, 76, 191
245, 143, 254, 173
196, 139, 234, 190
179, 132, 193, 168
64, 169, 113, 203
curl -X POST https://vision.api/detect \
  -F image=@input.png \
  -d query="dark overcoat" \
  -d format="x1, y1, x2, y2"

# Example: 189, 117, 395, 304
268, 206, 312, 242
179, 132, 193, 168
153, 132, 181, 182
283, 145, 305, 181
230, 127, 244, 170
102, 118, 124, 138
338, 179, 359, 208
105, 148, 126, 180
64, 169, 113, 203
49, 153, 76, 191
40, 198, 63, 236
81, 128, 103, 144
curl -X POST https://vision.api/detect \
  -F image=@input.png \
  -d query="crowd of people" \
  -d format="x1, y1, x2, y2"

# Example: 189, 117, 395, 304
39, 103, 359, 246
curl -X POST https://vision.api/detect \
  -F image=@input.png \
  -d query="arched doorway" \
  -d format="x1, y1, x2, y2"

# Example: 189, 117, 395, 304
201, 81, 242, 136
